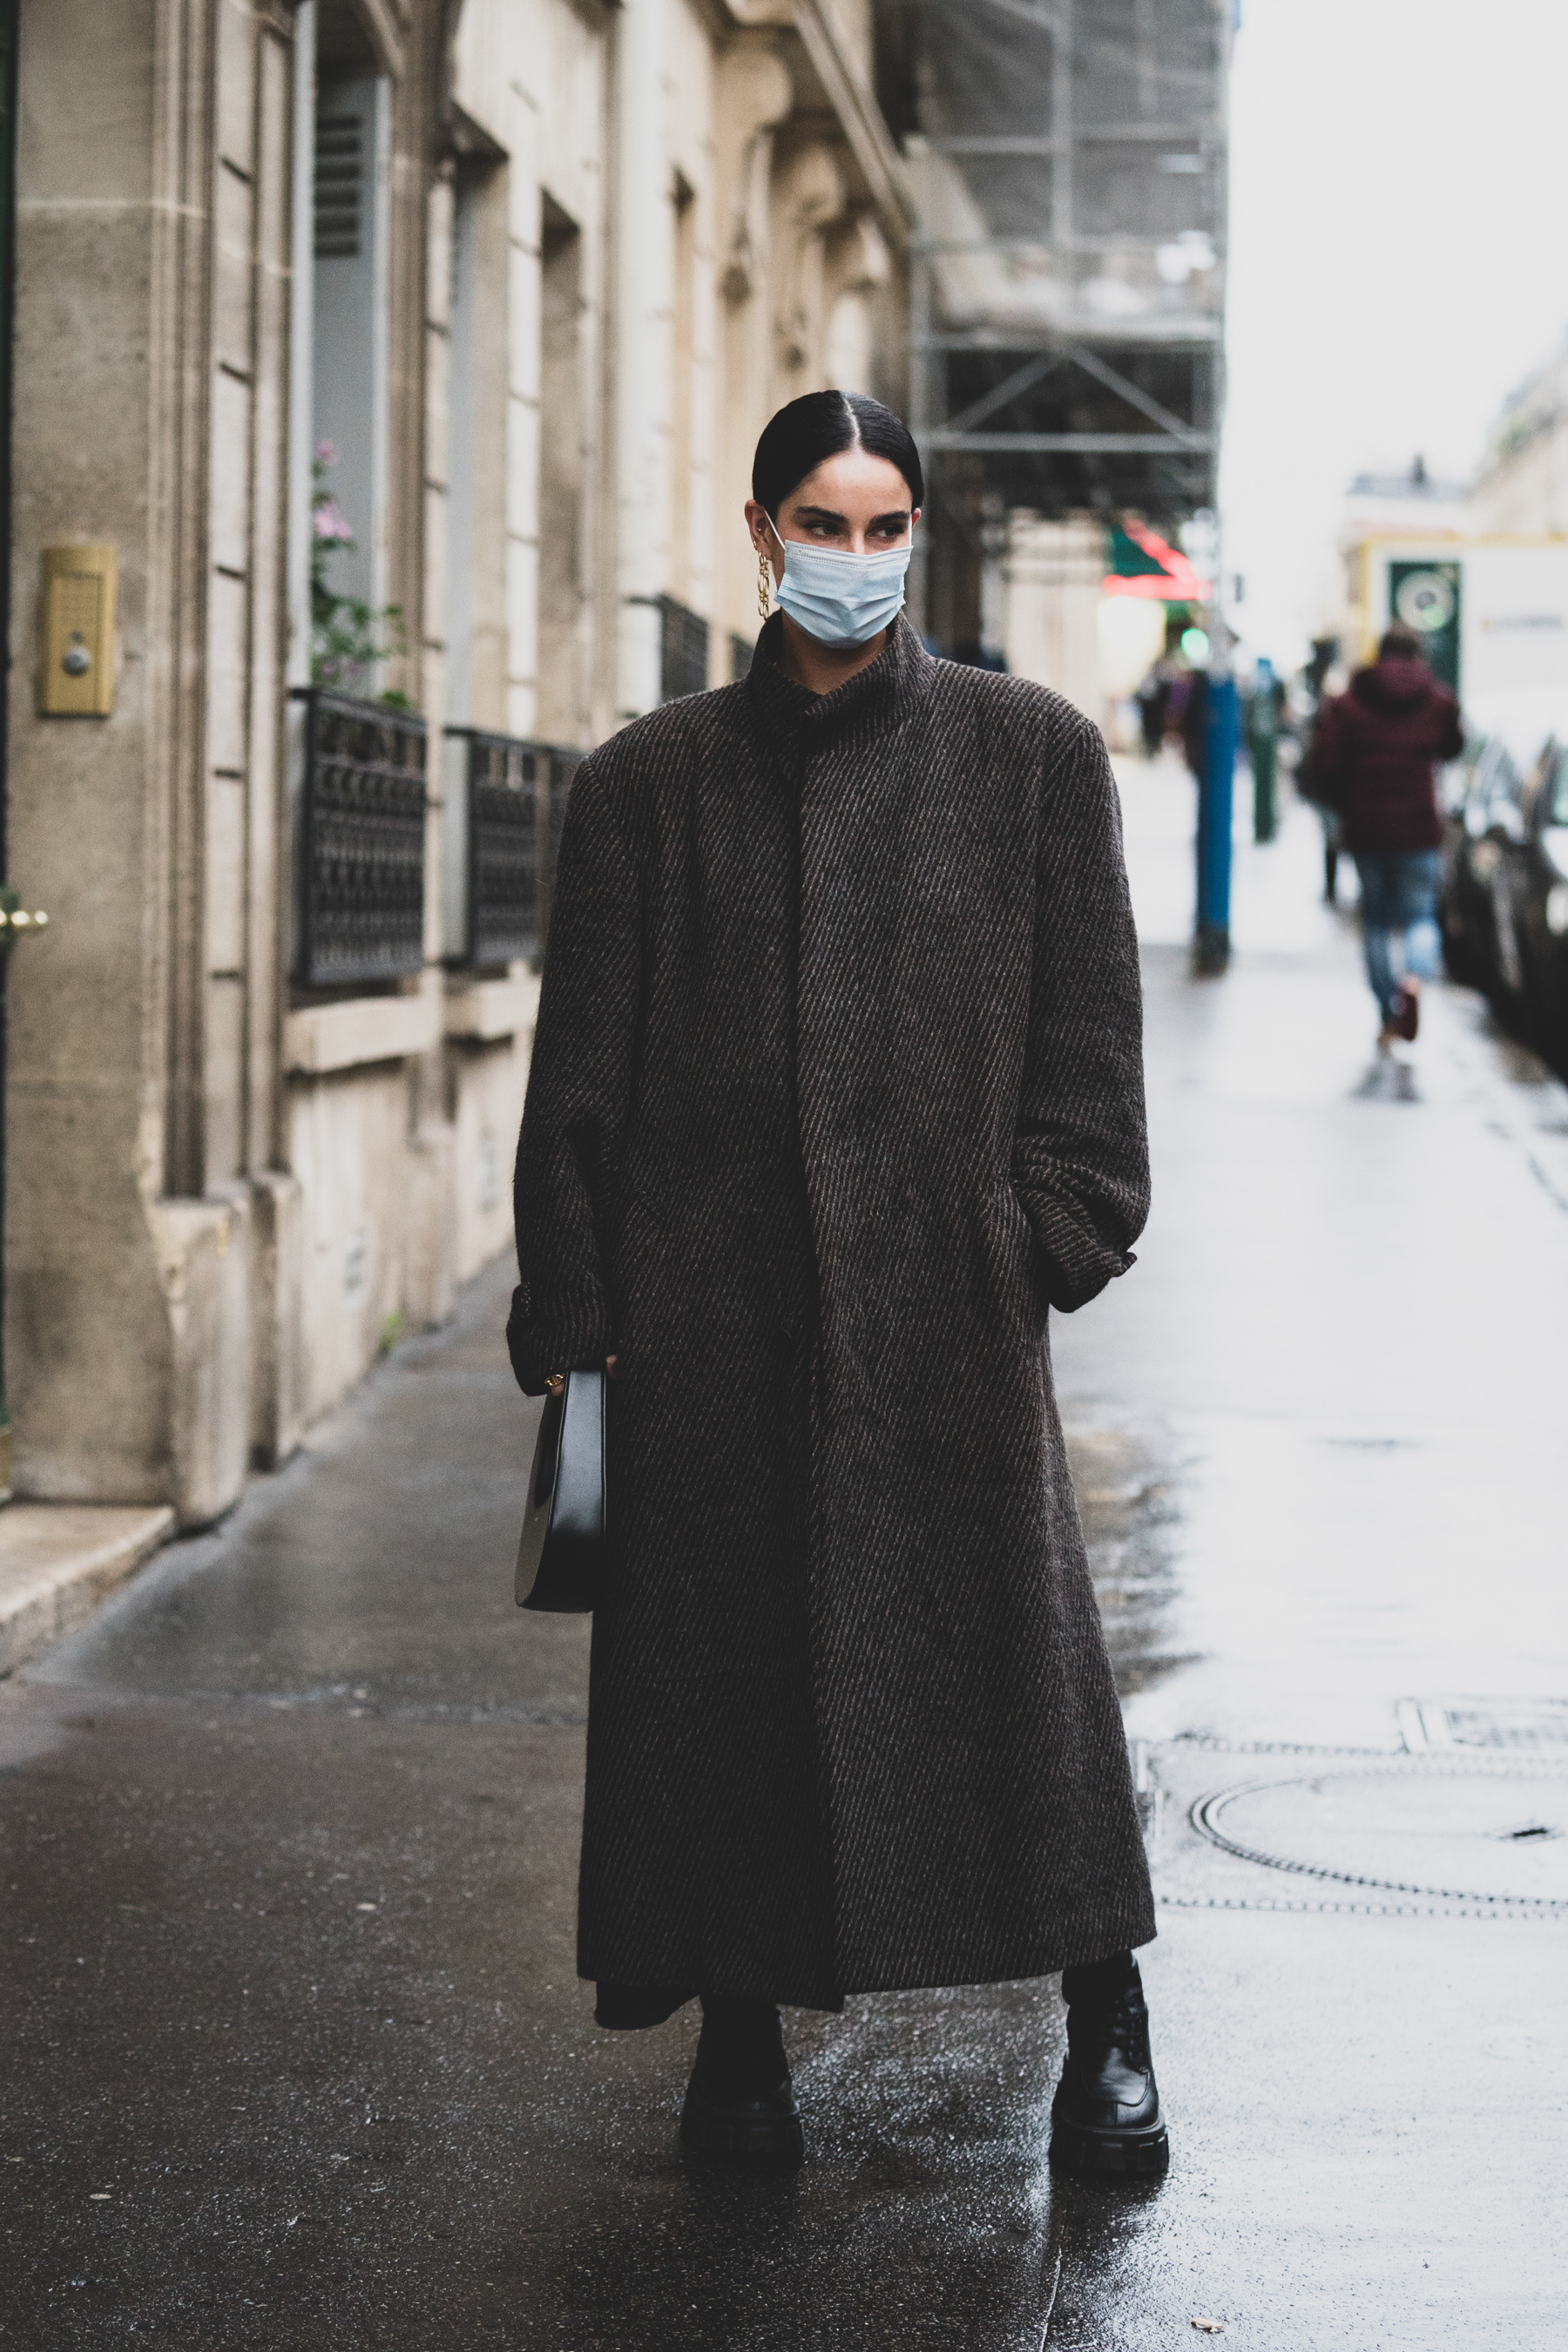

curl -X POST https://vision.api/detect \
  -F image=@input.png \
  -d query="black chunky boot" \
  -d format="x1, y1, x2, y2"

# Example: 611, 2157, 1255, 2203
1048, 1951, 1169, 2180
679, 1997, 803, 2163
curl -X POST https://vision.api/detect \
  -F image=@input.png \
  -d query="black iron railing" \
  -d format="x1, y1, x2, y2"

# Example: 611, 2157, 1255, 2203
293, 688, 428, 989
444, 728, 585, 968
659, 595, 710, 701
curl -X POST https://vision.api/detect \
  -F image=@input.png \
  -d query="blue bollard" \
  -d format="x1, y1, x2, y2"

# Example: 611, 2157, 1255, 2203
1194, 673, 1239, 973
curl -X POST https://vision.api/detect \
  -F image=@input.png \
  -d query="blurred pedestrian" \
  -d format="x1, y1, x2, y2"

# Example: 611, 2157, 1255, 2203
1309, 623, 1463, 1045
1300, 636, 1344, 902
1135, 659, 1173, 756
1179, 660, 1209, 783
1165, 666, 1192, 742
510, 389, 1166, 2180
1318, 802, 1345, 906
1246, 657, 1287, 843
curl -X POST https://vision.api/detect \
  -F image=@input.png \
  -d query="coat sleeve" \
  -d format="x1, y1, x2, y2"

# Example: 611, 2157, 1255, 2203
507, 762, 642, 1395
1011, 714, 1151, 1314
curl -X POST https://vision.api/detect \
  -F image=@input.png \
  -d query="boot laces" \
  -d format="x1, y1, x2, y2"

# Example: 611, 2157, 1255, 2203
1071, 1986, 1149, 2072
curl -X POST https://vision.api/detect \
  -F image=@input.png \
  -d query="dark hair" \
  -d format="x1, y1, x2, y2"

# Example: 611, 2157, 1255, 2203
752, 390, 924, 518
1378, 624, 1425, 662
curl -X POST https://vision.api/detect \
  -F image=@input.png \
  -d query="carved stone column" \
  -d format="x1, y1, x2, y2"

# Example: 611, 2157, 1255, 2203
769, 139, 848, 405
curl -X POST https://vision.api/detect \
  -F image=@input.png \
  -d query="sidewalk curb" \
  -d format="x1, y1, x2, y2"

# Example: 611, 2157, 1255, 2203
0, 1505, 177, 1676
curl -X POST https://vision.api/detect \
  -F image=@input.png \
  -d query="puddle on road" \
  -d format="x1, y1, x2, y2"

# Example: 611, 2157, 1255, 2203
1064, 1428, 1195, 1700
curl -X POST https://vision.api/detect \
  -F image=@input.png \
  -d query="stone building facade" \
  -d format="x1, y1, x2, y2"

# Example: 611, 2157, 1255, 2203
1469, 340, 1568, 539
4, 0, 910, 1518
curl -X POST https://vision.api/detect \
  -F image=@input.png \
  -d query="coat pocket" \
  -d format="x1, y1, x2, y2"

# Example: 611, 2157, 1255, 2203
981, 1179, 1046, 1328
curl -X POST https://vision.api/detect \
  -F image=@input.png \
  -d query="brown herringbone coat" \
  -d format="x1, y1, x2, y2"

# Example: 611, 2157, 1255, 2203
509, 614, 1154, 2008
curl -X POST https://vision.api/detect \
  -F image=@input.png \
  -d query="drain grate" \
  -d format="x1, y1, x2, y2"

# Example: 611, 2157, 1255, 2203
1397, 1698, 1568, 1753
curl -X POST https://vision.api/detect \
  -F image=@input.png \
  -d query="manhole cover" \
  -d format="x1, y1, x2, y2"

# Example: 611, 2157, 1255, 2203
1193, 1765, 1568, 1907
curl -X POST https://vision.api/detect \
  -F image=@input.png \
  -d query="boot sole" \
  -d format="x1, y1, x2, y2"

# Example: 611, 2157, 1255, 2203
1048, 2115, 1170, 2180
679, 2087, 804, 2164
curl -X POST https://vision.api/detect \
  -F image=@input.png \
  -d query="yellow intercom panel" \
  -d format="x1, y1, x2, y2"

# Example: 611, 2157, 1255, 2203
39, 544, 116, 717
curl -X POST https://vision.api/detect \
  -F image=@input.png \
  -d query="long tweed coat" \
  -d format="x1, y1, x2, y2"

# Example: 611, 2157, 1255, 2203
509, 613, 1155, 2009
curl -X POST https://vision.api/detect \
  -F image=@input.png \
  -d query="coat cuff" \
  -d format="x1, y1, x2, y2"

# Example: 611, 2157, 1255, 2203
505, 1277, 616, 1396
1012, 1186, 1136, 1314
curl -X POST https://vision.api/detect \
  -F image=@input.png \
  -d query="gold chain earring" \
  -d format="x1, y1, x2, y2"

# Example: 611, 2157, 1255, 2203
757, 544, 773, 618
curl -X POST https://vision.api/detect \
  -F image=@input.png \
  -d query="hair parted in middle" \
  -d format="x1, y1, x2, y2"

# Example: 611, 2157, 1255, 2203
752, 390, 924, 521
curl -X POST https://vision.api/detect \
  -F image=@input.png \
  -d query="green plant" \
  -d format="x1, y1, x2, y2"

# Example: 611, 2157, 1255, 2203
378, 1309, 407, 1357
311, 441, 411, 702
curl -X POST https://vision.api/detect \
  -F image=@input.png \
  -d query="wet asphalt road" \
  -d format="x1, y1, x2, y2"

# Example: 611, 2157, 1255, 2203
4, 780, 1567, 2347
1, 1274, 1082, 2351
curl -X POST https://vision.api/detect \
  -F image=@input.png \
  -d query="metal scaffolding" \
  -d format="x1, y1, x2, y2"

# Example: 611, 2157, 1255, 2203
875, 0, 1231, 644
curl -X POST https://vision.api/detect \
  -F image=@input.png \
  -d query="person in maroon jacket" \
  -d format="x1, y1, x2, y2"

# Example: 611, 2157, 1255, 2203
1309, 625, 1464, 1044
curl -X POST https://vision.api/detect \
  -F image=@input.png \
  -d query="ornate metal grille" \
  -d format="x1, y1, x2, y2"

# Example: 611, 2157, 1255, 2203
659, 595, 710, 701
445, 729, 585, 968
294, 688, 428, 988
313, 113, 364, 260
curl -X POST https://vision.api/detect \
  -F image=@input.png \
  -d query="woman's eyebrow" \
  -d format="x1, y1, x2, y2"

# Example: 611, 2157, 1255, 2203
791, 504, 911, 530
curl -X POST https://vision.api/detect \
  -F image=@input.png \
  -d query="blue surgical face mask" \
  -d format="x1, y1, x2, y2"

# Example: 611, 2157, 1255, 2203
767, 517, 912, 649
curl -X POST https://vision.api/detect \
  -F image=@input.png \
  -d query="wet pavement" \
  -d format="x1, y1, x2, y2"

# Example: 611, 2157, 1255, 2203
3, 772, 1566, 2347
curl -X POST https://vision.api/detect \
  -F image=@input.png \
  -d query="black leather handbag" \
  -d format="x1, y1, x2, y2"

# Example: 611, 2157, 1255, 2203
515, 1369, 606, 1613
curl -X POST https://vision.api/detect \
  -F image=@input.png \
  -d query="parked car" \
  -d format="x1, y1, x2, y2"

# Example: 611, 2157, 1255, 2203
1439, 729, 1530, 997
1504, 738, 1568, 1070
1440, 714, 1568, 1069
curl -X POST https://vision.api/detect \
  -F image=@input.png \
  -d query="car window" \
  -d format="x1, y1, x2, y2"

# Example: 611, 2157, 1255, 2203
1484, 747, 1523, 814
1463, 743, 1501, 833
1514, 743, 1553, 824
1551, 748, 1568, 826
1470, 741, 1503, 800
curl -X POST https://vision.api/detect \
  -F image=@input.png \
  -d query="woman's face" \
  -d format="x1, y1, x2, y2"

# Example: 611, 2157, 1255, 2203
747, 449, 919, 583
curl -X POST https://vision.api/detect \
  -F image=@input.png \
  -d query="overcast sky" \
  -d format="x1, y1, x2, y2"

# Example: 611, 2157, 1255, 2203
1221, 0, 1568, 668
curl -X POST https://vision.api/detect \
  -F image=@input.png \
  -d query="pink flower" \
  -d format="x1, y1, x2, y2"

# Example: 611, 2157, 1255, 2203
315, 438, 340, 468
313, 497, 355, 543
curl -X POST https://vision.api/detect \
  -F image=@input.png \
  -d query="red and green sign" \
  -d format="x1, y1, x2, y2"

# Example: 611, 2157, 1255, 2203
1103, 519, 1210, 602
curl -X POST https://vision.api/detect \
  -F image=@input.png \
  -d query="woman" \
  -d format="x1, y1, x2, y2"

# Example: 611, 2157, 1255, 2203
509, 391, 1164, 2178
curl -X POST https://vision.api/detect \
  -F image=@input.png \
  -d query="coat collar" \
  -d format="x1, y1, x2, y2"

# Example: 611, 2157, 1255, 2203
746, 611, 935, 747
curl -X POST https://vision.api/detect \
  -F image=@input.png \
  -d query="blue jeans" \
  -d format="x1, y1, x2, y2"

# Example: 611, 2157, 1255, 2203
1354, 850, 1443, 1021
